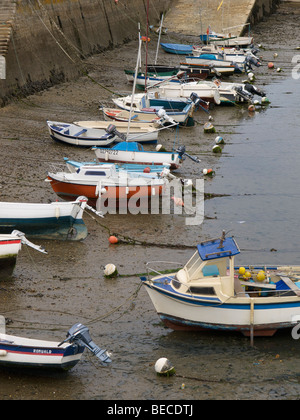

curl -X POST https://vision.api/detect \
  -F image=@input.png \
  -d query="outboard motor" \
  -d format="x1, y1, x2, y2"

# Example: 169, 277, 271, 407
59, 323, 112, 366
156, 108, 177, 126
105, 123, 127, 142
176, 145, 201, 164
245, 55, 261, 71
244, 82, 266, 98
233, 86, 253, 102
189, 92, 210, 113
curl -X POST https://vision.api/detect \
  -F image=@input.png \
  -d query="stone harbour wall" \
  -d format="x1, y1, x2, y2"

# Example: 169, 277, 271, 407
0, 0, 171, 106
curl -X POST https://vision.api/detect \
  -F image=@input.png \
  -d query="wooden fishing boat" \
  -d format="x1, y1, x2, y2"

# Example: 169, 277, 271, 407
141, 232, 300, 338
0, 231, 46, 279
72, 120, 160, 144
93, 141, 182, 170
0, 196, 91, 241
47, 121, 115, 147
0, 321, 111, 370
160, 42, 193, 55
46, 163, 169, 208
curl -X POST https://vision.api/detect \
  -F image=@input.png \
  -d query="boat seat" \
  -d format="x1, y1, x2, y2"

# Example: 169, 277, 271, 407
175, 269, 188, 284
73, 129, 87, 137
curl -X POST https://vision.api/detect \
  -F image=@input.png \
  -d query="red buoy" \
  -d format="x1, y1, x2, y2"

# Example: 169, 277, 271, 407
143, 167, 151, 173
109, 236, 119, 244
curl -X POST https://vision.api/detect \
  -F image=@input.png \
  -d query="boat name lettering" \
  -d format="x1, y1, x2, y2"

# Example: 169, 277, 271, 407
33, 349, 53, 354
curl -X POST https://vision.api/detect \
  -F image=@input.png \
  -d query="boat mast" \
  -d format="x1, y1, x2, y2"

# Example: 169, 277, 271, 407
145, 0, 149, 93
126, 23, 142, 139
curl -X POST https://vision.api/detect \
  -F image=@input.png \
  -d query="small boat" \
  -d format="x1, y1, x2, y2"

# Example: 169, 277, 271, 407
72, 120, 160, 144
151, 79, 266, 105
64, 158, 170, 174
210, 36, 254, 48
0, 320, 111, 371
150, 80, 221, 105
180, 61, 235, 77
0, 230, 47, 279
141, 231, 300, 338
184, 54, 244, 73
112, 93, 195, 125
46, 163, 169, 208
0, 196, 92, 241
160, 42, 193, 55
124, 68, 180, 83
93, 141, 182, 170
192, 45, 261, 67
101, 107, 162, 124
47, 121, 116, 147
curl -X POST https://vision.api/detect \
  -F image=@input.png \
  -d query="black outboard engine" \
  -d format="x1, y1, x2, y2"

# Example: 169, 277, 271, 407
245, 55, 261, 71
105, 123, 127, 142
189, 92, 210, 113
244, 83, 266, 98
234, 86, 253, 102
176, 145, 201, 164
59, 323, 112, 366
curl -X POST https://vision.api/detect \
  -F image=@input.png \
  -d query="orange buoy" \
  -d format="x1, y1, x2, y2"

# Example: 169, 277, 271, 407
143, 167, 151, 173
268, 62, 274, 69
109, 236, 119, 244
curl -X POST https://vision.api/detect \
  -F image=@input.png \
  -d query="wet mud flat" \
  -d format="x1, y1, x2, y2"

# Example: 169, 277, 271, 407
1, 2, 300, 400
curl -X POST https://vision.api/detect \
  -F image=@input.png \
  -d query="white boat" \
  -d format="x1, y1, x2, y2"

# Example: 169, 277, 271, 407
73, 120, 160, 144
0, 320, 111, 371
112, 93, 196, 125
210, 36, 254, 48
151, 79, 266, 105
102, 107, 163, 124
47, 121, 116, 147
93, 141, 183, 170
0, 230, 47, 278
184, 55, 244, 73
46, 163, 169, 208
192, 44, 261, 66
0, 196, 93, 241
150, 80, 222, 105
141, 232, 300, 338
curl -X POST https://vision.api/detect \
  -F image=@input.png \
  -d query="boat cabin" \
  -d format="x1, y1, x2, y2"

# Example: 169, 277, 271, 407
173, 236, 240, 298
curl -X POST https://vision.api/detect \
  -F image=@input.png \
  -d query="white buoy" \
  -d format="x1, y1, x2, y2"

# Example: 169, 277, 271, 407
104, 264, 118, 278
212, 145, 222, 153
215, 136, 224, 144
156, 144, 162, 152
154, 358, 175, 376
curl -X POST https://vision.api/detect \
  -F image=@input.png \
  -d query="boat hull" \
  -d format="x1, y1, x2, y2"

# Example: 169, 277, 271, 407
47, 176, 164, 208
0, 200, 88, 241
0, 334, 84, 370
94, 148, 181, 170
142, 278, 300, 337
0, 237, 22, 278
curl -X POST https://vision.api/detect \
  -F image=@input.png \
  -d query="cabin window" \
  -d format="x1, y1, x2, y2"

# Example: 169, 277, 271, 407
185, 252, 202, 279
85, 171, 106, 176
189, 286, 216, 295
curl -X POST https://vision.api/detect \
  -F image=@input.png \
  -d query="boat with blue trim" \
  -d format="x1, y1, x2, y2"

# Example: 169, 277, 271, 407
141, 232, 300, 337
0, 320, 111, 371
